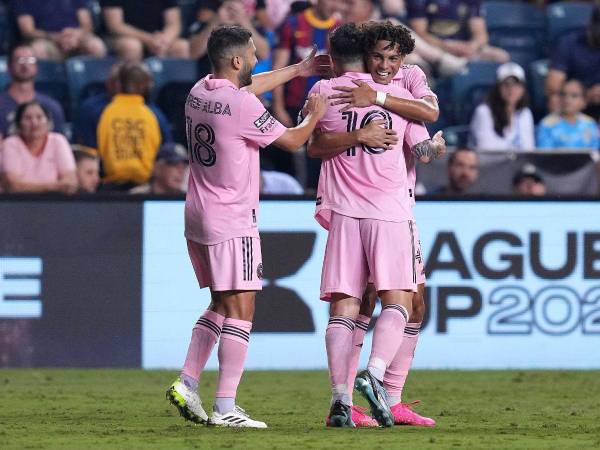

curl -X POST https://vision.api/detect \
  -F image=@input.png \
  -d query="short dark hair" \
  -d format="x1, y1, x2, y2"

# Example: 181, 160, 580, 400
15, 100, 51, 128
73, 146, 98, 164
362, 21, 415, 56
448, 148, 477, 166
329, 23, 365, 65
8, 41, 35, 61
118, 62, 152, 95
207, 25, 252, 70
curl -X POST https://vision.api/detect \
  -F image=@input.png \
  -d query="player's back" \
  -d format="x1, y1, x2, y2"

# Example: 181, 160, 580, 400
184, 75, 285, 245
310, 72, 413, 228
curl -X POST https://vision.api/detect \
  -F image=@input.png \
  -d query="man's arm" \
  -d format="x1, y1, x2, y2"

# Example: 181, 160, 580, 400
161, 7, 182, 43
411, 130, 446, 163
307, 119, 399, 158
247, 48, 330, 96
15, 15, 56, 40
76, 7, 94, 33
329, 80, 439, 122
272, 94, 327, 151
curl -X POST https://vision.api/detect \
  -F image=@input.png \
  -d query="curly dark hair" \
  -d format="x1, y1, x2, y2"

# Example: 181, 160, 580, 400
329, 23, 365, 64
486, 81, 530, 136
361, 21, 415, 56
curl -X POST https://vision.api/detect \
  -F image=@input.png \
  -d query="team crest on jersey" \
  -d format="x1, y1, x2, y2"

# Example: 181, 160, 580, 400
257, 263, 264, 280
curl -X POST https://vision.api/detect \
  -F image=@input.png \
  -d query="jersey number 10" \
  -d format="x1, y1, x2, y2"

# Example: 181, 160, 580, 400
342, 109, 393, 156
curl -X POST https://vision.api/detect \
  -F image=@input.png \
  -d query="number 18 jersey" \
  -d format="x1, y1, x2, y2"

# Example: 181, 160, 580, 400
184, 75, 286, 245
310, 72, 427, 229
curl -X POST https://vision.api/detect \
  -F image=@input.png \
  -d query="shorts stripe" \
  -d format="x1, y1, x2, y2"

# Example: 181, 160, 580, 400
242, 237, 247, 281
250, 238, 253, 281
409, 221, 416, 284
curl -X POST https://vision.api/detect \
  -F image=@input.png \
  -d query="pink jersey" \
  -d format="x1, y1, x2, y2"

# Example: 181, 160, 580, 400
184, 75, 286, 245
393, 64, 437, 100
311, 72, 427, 229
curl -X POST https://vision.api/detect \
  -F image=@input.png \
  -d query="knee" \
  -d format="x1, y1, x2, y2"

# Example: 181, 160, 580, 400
169, 39, 190, 58
115, 36, 143, 62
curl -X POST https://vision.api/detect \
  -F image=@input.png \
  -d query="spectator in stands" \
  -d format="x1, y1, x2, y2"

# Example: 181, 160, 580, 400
73, 147, 100, 193
433, 148, 479, 195
407, 0, 509, 63
342, 0, 466, 76
192, 0, 273, 32
130, 142, 188, 194
271, 0, 341, 181
430, 148, 478, 195
537, 79, 599, 150
101, 0, 190, 61
92, 62, 171, 190
189, 0, 271, 75
260, 169, 304, 194
0, 43, 66, 139
0, 101, 76, 194
546, 7, 600, 121
469, 62, 535, 151
10, 0, 106, 61
512, 163, 546, 196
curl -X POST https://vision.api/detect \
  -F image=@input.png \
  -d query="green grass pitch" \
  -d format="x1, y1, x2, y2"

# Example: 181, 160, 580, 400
1, 370, 599, 449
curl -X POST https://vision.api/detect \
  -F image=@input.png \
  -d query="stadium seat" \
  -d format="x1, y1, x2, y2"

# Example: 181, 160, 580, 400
483, 1, 545, 63
450, 61, 500, 125
36, 60, 69, 116
146, 57, 199, 143
145, 57, 198, 102
546, 2, 594, 47
0, 56, 8, 91
528, 59, 549, 120
66, 56, 116, 115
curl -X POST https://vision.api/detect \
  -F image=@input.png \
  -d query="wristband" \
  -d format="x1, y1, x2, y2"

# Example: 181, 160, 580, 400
375, 91, 387, 107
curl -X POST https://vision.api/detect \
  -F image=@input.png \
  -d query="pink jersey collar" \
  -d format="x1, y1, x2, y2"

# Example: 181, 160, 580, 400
204, 75, 238, 91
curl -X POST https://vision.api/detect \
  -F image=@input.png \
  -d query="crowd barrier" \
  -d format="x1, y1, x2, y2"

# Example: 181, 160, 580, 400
1, 197, 599, 369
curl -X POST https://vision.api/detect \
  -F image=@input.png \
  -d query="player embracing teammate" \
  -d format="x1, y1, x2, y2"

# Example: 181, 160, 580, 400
307, 22, 445, 428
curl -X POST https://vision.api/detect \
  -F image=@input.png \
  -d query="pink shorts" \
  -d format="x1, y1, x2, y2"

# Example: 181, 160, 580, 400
412, 221, 426, 285
320, 212, 417, 300
187, 237, 263, 292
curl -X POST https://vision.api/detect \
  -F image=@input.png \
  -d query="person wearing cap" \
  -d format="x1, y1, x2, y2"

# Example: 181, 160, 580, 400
469, 62, 535, 152
513, 164, 546, 196
537, 79, 600, 150
129, 143, 188, 195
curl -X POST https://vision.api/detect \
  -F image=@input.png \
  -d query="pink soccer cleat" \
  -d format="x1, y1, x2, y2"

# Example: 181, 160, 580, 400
351, 405, 379, 427
390, 401, 436, 427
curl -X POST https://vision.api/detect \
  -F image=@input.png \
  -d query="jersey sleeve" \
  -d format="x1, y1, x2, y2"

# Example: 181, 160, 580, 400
239, 93, 286, 147
404, 121, 431, 148
403, 66, 436, 99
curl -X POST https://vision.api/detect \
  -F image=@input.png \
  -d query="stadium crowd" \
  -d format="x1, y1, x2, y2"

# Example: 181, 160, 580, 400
0, 0, 599, 196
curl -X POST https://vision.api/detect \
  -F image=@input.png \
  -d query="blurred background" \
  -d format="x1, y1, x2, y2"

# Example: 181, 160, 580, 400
0, 0, 599, 371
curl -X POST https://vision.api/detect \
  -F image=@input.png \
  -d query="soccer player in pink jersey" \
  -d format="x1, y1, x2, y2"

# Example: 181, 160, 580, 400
165, 24, 327, 429
311, 22, 443, 427
305, 23, 441, 428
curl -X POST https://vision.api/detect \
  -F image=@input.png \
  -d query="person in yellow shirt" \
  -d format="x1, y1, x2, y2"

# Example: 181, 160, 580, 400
95, 62, 167, 190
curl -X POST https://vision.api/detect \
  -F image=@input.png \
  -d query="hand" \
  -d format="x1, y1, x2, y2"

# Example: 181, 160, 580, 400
296, 46, 333, 78
357, 119, 398, 150
329, 80, 377, 112
303, 93, 327, 120
431, 130, 446, 159
149, 32, 169, 56
56, 179, 77, 195
443, 40, 473, 58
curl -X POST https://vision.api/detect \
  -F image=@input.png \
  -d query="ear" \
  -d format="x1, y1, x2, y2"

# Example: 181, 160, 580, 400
232, 55, 243, 70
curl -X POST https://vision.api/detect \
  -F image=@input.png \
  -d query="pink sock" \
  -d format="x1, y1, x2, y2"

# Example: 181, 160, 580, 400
215, 318, 252, 408
367, 304, 408, 381
384, 322, 421, 406
325, 316, 355, 405
181, 310, 225, 388
347, 315, 371, 401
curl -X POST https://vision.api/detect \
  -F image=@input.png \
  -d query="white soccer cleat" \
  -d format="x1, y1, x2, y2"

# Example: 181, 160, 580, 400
166, 378, 209, 424
209, 405, 268, 428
